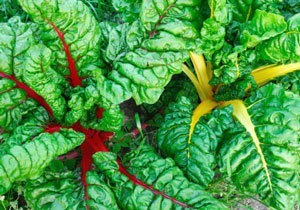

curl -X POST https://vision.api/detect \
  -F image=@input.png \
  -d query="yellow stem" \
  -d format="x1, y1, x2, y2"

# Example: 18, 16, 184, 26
251, 62, 300, 86
189, 52, 214, 101
187, 99, 218, 158
222, 100, 273, 191
182, 64, 204, 99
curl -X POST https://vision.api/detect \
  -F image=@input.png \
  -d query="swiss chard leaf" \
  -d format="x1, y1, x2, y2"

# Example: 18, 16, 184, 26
95, 0, 202, 105
93, 145, 227, 209
0, 128, 84, 195
157, 95, 234, 187
218, 84, 300, 209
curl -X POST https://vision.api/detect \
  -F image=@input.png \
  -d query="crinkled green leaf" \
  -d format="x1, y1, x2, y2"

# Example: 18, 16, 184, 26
18, 0, 102, 77
23, 44, 67, 121
276, 70, 300, 95
96, 0, 202, 105
0, 16, 38, 79
0, 128, 84, 194
24, 168, 120, 210
25, 170, 86, 209
112, 0, 142, 23
199, 19, 226, 60
257, 14, 300, 63
157, 96, 234, 187
240, 10, 287, 48
213, 75, 257, 101
141, 79, 197, 126
93, 150, 227, 209
228, 0, 281, 23
218, 84, 300, 209
208, 0, 228, 24
0, 107, 49, 153
279, 0, 300, 19
210, 45, 257, 85
0, 78, 38, 130
86, 171, 120, 210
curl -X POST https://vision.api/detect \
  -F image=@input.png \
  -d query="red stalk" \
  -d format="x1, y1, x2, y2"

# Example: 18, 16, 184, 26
0, 72, 54, 117
117, 162, 189, 208
47, 20, 82, 87
44, 124, 62, 133
58, 150, 79, 160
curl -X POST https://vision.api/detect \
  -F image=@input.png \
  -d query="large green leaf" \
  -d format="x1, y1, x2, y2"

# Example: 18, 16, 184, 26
0, 106, 49, 153
0, 78, 38, 130
157, 95, 234, 187
25, 170, 86, 209
24, 167, 122, 210
0, 16, 38, 79
218, 84, 300, 209
0, 128, 84, 195
93, 145, 227, 209
18, 0, 102, 77
23, 44, 67, 121
86, 171, 120, 210
228, 0, 281, 23
112, 0, 142, 23
95, 0, 202, 105
257, 13, 300, 63
240, 10, 287, 48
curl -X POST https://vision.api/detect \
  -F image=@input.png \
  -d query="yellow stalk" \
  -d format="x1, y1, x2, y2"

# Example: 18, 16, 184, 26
189, 52, 214, 101
251, 62, 300, 86
187, 99, 218, 158
182, 64, 203, 99
222, 100, 273, 191
206, 62, 213, 81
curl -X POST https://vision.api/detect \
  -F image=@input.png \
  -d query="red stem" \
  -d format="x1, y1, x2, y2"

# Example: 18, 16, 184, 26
131, 123, 149, 137
47, 20, 82, 87
117, 162, 189, 208
58, 150, 79, 160
0, 72, 54, 117
44, 124, 62, 133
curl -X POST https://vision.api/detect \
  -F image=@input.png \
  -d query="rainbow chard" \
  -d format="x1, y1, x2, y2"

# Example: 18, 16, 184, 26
1, 0, 300, 209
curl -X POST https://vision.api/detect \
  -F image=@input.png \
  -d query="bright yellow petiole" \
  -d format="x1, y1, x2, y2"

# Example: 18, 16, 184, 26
252, 62, 300, 86
189, 52, 214, 101
222, 100, 273, 191
187, 98, 218, 158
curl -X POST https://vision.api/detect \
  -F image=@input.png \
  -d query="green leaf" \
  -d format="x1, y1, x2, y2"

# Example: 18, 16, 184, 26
93, 145, 228, 209
0, 128, 84, 195
228, 0, 281, 23
199, 18, 226, 60
0, 16, 38, 79
24, 170, 86, 209
218, 84, 300, 209
112, 0, 142, 23
18, 0, 102, 77
86, 171, 120, 210
208, 0, 228, 24
0, 107, 49, 153
96, 0, 202, 105
23, 44, 67, 121
157, 96, 234, 187
240, 10, 287, 48
0, 78, 38, 130
256, 14, 300, 63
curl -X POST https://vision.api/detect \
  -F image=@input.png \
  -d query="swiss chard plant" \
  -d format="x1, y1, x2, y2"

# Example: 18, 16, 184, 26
0, 0, 299, 209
